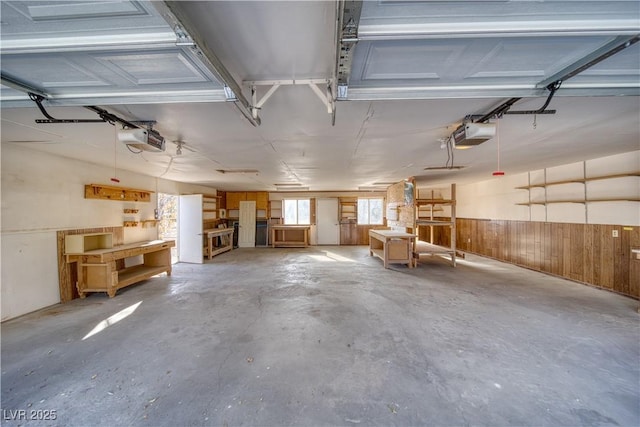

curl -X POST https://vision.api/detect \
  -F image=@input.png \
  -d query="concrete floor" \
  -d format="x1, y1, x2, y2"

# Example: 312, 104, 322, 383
2, 246, 639, 426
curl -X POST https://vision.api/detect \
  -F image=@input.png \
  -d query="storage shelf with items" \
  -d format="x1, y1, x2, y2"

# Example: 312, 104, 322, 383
123, 207, 141, 227
414, 184, 457, 267
516, 166, 640, 222
339, 197, 357, 221
339, 197, 358, 245
201, 193, 222, 231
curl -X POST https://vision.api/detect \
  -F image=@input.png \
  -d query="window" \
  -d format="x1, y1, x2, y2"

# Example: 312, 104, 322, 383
358, 198, 384, 225
284, 199, 310, 224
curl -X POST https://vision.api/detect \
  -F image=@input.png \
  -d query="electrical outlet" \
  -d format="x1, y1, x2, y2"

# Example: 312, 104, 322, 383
612, 230, 619, 238
467, 238, 471, 243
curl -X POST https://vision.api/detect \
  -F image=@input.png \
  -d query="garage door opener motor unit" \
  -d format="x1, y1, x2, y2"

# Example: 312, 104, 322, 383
118, 128, 166, 152
452, 123, 496, 148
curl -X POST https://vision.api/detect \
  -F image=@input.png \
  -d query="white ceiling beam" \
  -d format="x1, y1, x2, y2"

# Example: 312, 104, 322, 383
308, 83, 333, 114
0, 32, 177, 54
346, 84, 639, 101
358, 20, 640, 40
255, 85, 280, 109
0, 89, 228, 108
246, 79, 329, 86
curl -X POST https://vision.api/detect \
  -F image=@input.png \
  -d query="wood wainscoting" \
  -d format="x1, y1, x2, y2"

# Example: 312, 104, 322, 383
428, 219, 639, 299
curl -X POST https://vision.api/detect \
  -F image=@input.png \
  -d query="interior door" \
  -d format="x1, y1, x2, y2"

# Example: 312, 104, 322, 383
317, 198, 340, 245
178, 194, 203, 263
238, 201, 256, 247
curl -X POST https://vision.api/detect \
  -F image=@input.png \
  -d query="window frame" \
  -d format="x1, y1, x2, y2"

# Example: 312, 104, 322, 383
283, 198, 311, 225
357, 197, 384, 225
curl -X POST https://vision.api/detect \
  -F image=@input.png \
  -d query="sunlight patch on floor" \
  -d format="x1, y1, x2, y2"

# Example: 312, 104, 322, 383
82, 301, 142, 341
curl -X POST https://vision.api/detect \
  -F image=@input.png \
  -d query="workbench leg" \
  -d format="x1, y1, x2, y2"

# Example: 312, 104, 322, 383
75, 262, 86, 298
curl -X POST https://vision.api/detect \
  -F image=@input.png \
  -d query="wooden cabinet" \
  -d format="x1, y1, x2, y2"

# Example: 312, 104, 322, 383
226, 192, 246, 210
255, 192, 268, 210
226, 191, 268, 211
340, 221, 358, 245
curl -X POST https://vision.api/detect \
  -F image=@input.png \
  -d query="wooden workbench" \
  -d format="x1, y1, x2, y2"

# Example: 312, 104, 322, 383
271, 225, 310, 248
204, 227, 234, 259
65, 240, 175, 298
369, 229, 416, 269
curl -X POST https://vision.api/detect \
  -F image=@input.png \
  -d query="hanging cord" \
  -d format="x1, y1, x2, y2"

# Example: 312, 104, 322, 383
111, 126, 120, 183
493, 119, 505, 176
496, 119, 500, 171
445, 135, 455, 169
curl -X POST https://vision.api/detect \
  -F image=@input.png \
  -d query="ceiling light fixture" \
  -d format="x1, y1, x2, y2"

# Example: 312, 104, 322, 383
216, 169, 259, 174
274, 183, 304, 187
275, 187, 309, 192
423, 166, 466, 171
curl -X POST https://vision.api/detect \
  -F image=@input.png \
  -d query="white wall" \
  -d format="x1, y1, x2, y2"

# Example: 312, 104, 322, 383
1, 145, 217, 321
454, 150, 640, 225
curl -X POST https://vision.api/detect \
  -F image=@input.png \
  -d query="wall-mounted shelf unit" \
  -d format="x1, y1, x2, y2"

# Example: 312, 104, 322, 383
85, 184, 152, 202
270, 200, 282, 220
515, 172, 640, 189
414, 184, 456, 267
339, 198, 357, 221
516, 168, 640, 222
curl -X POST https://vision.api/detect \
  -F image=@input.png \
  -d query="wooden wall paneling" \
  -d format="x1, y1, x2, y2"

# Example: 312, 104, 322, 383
561, 223, 571, 278
532, 222, 541, 270
614, 226, 629, 295
583, 225, 594, 285
569, 224, 584, 282
456, 218, 638, 299
550, 222, 562, 276
542, 222, 552, 272
592, 224, 604, 288
629, 227, 640, 297
600, 225, 615, 290
508, 221, 517, 264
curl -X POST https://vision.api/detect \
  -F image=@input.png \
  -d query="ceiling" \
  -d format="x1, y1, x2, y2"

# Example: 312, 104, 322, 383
1, 1, 639, 191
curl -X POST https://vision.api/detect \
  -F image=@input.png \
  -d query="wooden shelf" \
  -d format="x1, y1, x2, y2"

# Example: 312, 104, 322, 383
414, 184, 457, 267
85, 183, 152, 202
518, 198, 640, 206
65, 233, 113, 254
416, 198, 455, 205
515, 172, 640, 189
117, 265, 168, 288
